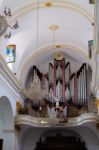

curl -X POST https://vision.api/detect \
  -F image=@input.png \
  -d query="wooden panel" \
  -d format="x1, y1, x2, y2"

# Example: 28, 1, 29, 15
67, 104, 79, 117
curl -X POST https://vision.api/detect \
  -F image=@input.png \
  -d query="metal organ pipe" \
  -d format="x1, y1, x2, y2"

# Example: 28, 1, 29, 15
78, 74, 81, 104
83, 66, 86, 106
80, 71, 83, 105
82, 68, 84, 105
47, 56, 87, 110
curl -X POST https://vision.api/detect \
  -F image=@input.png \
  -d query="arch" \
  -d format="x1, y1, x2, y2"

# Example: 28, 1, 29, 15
0, 96, 14, 129
35, 131, 87, 150
20, 125, 99, 150
19, 127, 46, 150
0, 96, 15, 150
18, 44, 89, 85
21, 128, 88, 150
8, 1, 93, 23
20, 128, 88, 150
40, 128, 83, 140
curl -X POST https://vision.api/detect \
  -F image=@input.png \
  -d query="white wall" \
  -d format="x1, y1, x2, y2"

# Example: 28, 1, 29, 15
0, 118, 3, 139
73, 126, 99, 150
0, 96, 16, 150
0, 55, 24, 116
20, 127, 46, 150
0, 74, 19, 116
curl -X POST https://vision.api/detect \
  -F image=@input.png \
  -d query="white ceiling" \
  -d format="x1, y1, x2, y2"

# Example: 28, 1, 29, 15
0, 0, 94, 86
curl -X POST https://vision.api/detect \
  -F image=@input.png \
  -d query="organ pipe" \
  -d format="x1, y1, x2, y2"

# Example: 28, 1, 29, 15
40, 55, 88, 108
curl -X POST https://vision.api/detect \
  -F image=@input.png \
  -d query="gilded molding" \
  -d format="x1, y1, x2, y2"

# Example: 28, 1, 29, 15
15, 113, 98, 127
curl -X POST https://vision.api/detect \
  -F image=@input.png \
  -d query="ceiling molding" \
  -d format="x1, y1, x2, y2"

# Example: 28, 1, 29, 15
18, 44, 88, 80
7, 1, 93, 23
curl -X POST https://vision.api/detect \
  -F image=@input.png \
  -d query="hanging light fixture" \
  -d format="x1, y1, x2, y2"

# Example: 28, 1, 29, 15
0, 7, 19, 38
48, 25, 68, 119
23, 0, 45, 103
49, 24, 59, 50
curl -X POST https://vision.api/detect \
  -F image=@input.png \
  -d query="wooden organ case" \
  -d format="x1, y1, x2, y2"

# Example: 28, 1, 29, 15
48, 52, 88, 118
49, 57, 70, 102
48, 52, 71, 118
28, 52, 88, 118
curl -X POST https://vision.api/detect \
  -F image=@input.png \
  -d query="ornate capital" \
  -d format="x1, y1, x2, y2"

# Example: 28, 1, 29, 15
96, 99, 99, 107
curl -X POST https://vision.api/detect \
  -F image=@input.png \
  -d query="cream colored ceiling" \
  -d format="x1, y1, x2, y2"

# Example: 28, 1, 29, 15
0, 0, 94, 85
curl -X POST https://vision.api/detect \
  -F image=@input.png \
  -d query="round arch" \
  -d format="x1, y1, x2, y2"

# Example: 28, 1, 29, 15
20, 127, 88, 150
0, 96, 14, 129
0, 96, 15, 150
35, 129, 88, 150
19, 125, 99, 150
18, 44, 89, 86
8, 1, 93, 23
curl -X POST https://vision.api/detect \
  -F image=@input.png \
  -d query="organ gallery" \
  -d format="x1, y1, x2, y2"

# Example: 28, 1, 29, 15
23, 51, 89, 118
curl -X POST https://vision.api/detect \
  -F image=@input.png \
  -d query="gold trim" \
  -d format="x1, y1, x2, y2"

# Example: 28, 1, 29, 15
56, 45, 61, 48
45, 2, 52, 7
96, 99, 99, 107
49, 25, 59, 31
16, 101, 23, 112
15, 113, 98, 127
54, 51, 63, 60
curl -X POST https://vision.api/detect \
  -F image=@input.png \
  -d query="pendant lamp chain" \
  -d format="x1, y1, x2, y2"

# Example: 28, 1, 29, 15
36, 0, 40, 69
49, 25, 59, 50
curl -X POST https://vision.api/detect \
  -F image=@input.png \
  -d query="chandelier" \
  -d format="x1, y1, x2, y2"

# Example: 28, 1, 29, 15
0, 7, 19, 38
23, 0, 45, 103
24, 69, 45, 102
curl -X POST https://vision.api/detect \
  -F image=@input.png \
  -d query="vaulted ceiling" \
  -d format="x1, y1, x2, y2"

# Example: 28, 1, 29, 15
0, 0, 94, 86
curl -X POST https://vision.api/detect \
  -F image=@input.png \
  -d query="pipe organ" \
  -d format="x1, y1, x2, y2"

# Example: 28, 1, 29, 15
31, 52, 88, 117
68, 64, 87, 106
48, 58, 71, 103
77, 64, 87, 107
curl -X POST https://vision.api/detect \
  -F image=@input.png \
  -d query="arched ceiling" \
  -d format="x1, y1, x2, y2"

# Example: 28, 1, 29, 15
0, 0, 94, 86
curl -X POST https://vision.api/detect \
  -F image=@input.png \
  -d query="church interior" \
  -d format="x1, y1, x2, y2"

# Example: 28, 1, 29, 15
0, 0, 99, 150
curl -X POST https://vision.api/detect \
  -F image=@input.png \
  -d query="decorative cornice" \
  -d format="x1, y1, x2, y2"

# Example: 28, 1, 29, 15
0, 55, 23, 94
15, 113, 99, 127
